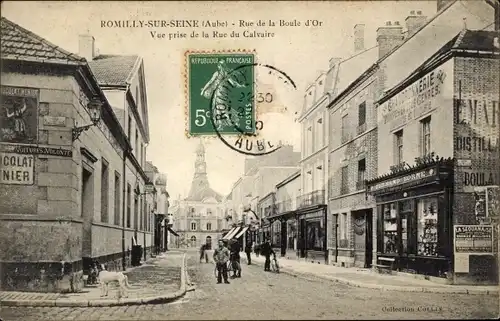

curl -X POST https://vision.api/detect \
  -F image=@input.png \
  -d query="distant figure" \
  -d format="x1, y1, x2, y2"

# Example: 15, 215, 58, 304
229, 239, 242, 278
260, 239, 274, 272
213, 240, 230, 284
245, 241, 253, 265
199, 243, 208, 263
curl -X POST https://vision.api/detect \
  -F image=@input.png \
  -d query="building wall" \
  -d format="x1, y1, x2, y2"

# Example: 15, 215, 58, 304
276, 174, 301, 208
453, 56, 499, 283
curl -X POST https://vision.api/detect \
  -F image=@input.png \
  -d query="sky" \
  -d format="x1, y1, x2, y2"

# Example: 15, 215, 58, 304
2, 0, 437, 198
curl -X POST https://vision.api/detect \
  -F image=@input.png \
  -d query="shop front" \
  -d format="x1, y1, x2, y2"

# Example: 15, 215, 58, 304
296, 207, 328, 263
366, 158, 454, 278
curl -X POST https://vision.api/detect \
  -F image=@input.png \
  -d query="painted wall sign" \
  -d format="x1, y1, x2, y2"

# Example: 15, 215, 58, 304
460, 170, 499, 193
454, 225, 493, 253
368, 168, 436, 192
4, 145, 73, 157
378, 68, 447, 130
0, 152, 34, 185
0, 86, 39, 144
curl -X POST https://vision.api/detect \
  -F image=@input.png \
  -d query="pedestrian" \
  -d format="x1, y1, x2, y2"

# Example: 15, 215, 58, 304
245, 240, 253, 265
254, 243, 260, 257
260, 239, 274, 272
213, 240, 230, 284
199, 243, 208, 263
229, 239, 242, 278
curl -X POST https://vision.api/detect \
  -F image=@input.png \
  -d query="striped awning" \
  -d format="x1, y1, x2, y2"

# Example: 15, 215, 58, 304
222, 227, 238, 240
234, 226, 249, 239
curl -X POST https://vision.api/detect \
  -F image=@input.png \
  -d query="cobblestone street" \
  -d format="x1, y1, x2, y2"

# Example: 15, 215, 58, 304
1, 250, 498, 320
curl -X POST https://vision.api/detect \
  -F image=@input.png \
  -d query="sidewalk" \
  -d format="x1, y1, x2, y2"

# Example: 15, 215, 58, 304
245, 253, 498, 295
0, 251, 187, 307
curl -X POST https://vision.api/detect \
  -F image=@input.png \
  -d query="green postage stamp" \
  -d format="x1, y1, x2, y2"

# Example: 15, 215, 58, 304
186, 50, 256, 136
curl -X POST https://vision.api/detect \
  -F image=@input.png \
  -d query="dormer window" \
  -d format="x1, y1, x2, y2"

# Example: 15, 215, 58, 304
319, 80, 323, 85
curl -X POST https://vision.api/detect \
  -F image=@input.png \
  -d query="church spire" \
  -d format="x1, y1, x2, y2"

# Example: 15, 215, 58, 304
186, 138, 221, 202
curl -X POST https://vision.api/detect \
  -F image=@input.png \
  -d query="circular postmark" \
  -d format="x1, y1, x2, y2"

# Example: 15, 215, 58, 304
208, 62, 299, 156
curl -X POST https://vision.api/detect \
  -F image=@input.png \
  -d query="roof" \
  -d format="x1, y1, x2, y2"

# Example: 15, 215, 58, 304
185, 185, 223, 203
379, 29, 499, 104
88, 54, 140, 86
276, 169, 301, 188
0, 17, 85, 64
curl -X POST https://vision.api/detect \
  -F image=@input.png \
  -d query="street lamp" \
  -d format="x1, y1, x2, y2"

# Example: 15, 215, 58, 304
72, 97, 102, 141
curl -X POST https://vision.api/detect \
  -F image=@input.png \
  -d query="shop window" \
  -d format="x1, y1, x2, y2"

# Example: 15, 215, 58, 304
272, 220, 281, 247
394, 130, 404, 164
357, 158, 366, 190
340, 165, 349, 195
421, 116, 431, 156
400, 200, 414, 255
287, 220, 297, 250
417, 197, 438, 256
306, 218, 324, 251
382, 203, 398, 254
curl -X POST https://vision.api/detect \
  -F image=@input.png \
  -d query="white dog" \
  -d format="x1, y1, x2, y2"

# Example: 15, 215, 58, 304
98, 264, 130, 298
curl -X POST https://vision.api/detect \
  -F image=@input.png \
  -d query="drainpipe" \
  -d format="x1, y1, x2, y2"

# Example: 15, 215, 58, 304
121, 149, 129, 271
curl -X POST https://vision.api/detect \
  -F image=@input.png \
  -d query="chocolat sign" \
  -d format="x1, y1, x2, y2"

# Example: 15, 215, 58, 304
0, 152, 34, 185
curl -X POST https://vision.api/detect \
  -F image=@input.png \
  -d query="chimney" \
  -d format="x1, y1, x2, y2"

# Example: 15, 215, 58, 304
376, 21, 404, 59
354, 24, 365, 52
405, 10, 427, 37
79, 34, 95, 61
436, 0, 454, 12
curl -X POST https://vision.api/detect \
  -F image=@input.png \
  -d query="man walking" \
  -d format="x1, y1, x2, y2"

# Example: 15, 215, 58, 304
245, 241, 253, 265
213, 240, 230, 284
260, 239, 274, 272
199, 243, 208, 263
229, 239, 242, 278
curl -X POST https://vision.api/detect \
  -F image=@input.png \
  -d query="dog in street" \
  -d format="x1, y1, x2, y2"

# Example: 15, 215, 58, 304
97, 264, 131, 298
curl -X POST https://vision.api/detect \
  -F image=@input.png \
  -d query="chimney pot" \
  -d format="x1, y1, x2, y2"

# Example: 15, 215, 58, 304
410, 10, 415, 15
417, 10, 422, 15
386, 21, 391, 26
394, 21, 400, 26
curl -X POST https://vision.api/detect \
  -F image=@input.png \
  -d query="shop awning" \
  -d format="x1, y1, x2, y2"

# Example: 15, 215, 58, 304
167, 227, 179, 237
224, 227, 241, 240
222, 227, 238, 240
234, 226, 249, 239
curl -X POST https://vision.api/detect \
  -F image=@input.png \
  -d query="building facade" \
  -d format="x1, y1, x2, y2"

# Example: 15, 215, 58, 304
172, 140, 225, 250
368, 29, 499, 284
0, 17, 154, 292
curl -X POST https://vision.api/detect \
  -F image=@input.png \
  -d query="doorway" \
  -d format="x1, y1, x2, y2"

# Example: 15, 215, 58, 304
352, 209, 373, 268
365, 209, 373, 268
299, 218, 306, 258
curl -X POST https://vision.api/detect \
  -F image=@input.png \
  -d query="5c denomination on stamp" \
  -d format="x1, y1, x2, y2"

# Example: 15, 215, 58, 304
185, 50, 256, 136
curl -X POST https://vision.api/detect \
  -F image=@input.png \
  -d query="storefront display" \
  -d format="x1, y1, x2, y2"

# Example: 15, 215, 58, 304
306, 219, 324, 251
417, 197, 438, 256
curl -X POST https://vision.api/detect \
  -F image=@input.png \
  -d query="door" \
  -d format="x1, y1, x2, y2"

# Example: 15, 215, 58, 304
281, 220, 287, 257
299, 219, 306, 258
365, 209, 373, 268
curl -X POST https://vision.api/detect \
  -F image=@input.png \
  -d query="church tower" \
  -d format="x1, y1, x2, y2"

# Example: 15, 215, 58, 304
186, 139, 222, 202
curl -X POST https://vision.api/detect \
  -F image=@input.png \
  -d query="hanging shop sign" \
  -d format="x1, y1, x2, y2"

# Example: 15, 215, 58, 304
0, 152, 35, 185
453, 225, 494, 273
367, 167, 437, 193
0, 86, 39, 144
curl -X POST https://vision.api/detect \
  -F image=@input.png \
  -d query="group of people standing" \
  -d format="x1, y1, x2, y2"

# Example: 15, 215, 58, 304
206, 238, 276, 284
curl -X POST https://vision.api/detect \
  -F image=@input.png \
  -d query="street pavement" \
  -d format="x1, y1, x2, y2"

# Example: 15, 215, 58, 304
0, 249, 498, 320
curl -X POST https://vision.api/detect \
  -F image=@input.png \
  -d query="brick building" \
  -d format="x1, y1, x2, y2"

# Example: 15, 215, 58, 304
367, 29, 499, 284
0, 17, 155, 292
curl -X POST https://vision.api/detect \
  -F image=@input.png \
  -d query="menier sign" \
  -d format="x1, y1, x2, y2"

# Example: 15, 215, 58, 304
368, 168, 436, 192
0, 152, 35, 185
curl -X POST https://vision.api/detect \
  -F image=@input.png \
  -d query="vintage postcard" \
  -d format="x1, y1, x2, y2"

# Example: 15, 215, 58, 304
0, 0, 499, 320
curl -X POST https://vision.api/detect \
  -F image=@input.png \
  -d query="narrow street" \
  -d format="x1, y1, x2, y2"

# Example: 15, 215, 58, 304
1, 249, 497, 320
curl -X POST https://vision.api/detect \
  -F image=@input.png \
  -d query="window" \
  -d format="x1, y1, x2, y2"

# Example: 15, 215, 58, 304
127, 116, 132, 139
341, 114, 349, 143
100, 159, 109, 223
307, 125, 313, 155
272, 220, 281, 247
206, 222, 212, 231
317, 118, 323, 149
126, 184, 131, 228
287, 220, 297, 250
340, 165, 349, 195
382, 203, 398, 254
358, 101, 367, 134
190, 235, 197, 247
190, 207, 195, 214
421, 117, 431, 156
114, 172, 121, 225
191, 221, 197, 231
207, 208, 212, 215
134, 194, 139, 229
417, 197, 438, 256
394, 130, 404, 164
305, 219, 324, 251
357, 158, 366, 190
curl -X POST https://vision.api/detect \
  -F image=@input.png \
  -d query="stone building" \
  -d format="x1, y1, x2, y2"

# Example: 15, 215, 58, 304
326, 0, 496, 275
0, 17, 153, 292
171, 140, 225, 249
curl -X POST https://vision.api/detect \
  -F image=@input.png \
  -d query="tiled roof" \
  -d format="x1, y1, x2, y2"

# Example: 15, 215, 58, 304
88, 54, 140, 86
454, 30, 499, 51
0, 17, 85, 64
